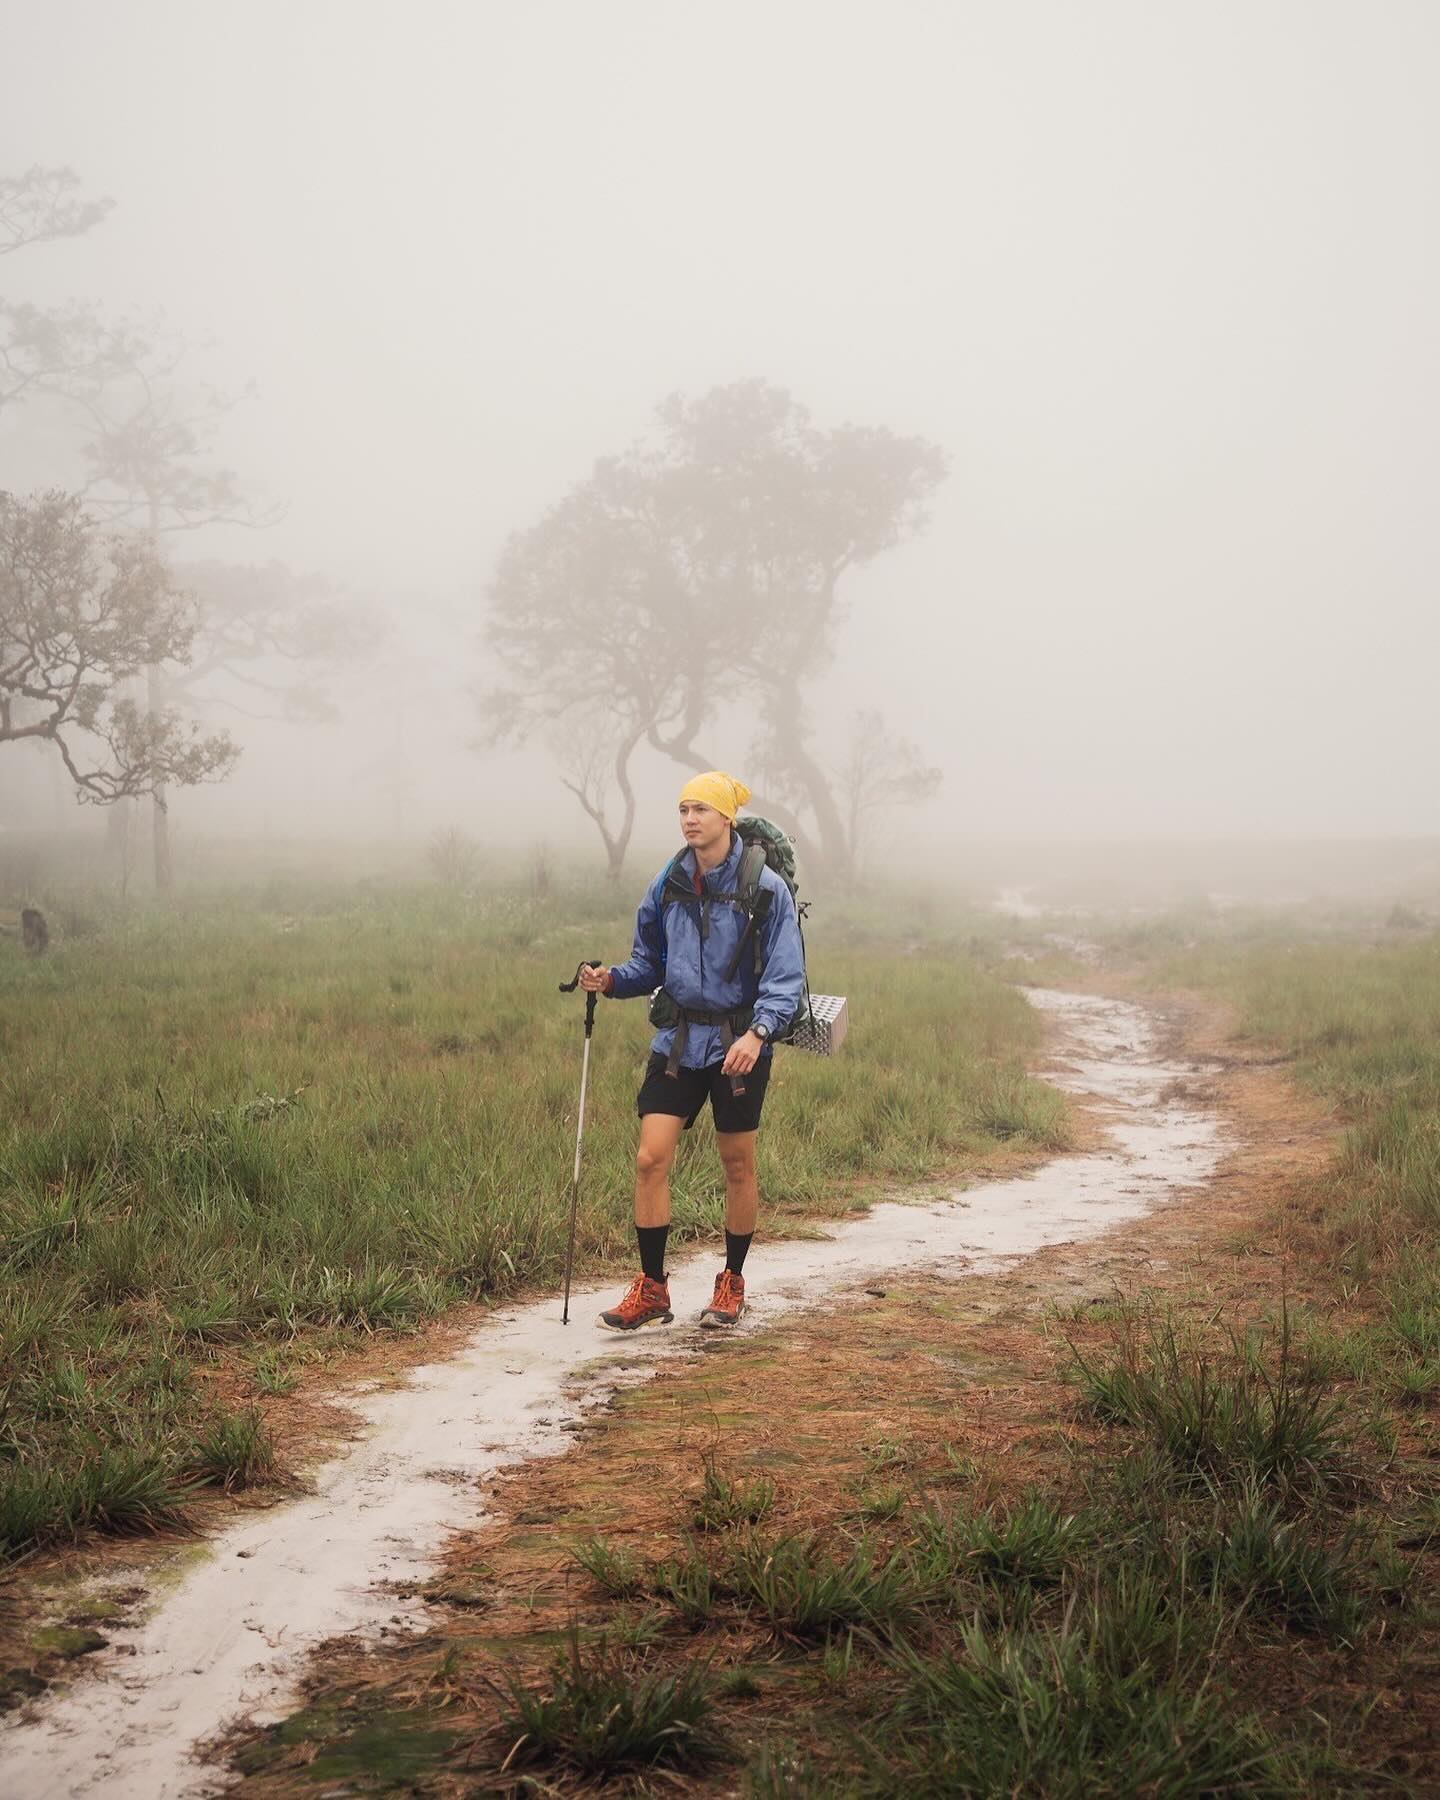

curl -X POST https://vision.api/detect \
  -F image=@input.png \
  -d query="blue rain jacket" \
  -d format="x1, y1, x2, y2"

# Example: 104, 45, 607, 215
607, 833, 806, 1068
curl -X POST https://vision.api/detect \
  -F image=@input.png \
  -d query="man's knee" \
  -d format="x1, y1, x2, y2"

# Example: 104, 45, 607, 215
717, 1135, 756, 1180
636, 1138, 675, 1180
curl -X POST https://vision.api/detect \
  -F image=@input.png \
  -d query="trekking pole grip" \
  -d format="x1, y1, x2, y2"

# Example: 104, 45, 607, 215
559, 960, 603, 1037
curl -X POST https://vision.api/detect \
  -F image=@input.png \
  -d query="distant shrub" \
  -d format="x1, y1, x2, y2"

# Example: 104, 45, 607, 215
425, 827, 482, 891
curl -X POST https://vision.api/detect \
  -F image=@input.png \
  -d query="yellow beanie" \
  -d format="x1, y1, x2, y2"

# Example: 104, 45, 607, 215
678, 770, 752, 821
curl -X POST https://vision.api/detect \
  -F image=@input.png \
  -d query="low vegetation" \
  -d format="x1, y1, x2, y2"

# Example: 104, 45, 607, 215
496, 1627, 728, 1779
377, 1297, 1416, 1792
0, 875, 1066, 1561
221, 905, 1440, 1792
1155, 927, 1440, 1408
10, 875, 1440, 1785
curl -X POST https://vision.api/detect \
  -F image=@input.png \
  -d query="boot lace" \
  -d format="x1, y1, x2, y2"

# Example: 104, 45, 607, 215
616, 1274, 653, 1318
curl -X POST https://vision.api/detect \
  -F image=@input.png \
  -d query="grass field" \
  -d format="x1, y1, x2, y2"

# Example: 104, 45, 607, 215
523, 1309, 1389, 1796
0, 876, 1068, 1562
1146, 928, 1440, 1425
10, 868, 1440, 1788
233, 908, 1440, 1794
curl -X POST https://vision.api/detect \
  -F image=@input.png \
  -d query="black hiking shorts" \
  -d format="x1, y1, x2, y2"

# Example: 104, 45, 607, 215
637, 1051, 772, 1134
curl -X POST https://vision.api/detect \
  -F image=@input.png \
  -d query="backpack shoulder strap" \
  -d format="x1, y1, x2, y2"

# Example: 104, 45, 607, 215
736, 841, 768, 904
659, 851, 692, 905
724, 846, 774, 982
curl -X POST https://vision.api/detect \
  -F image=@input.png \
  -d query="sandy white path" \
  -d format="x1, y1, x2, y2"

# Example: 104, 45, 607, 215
1, 989, 1225, 1799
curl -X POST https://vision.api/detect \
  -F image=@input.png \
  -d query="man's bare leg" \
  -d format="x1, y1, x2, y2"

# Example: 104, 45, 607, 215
700, 1129, 758, 1327
598, 1113, 685, 1331
635, 1113, 685, 1227
716, 1129, 759, 1237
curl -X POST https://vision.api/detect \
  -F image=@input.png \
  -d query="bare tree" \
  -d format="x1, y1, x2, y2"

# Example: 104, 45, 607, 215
0, 491, 237, 803
550, 708, 648, 879
426, 826, 482, 891
483, 380, 946, 875
835, 709, 943, 880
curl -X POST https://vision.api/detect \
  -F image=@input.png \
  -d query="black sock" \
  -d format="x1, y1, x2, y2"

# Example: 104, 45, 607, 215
725, 1230, 753, 1276
636, 1224, 669, 1282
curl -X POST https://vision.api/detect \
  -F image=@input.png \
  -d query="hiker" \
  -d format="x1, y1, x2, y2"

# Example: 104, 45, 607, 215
579, 771, 806, 1331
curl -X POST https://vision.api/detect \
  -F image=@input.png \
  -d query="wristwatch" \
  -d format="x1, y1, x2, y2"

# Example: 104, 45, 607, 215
751, 1021, 773, 1044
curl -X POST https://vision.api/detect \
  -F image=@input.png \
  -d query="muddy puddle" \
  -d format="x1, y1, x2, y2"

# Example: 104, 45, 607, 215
1, 989, 1226, 1798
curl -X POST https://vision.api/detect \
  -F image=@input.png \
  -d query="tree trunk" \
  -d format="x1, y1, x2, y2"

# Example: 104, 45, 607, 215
559, 725, 644, 881
105, 793, 132, 867
104, 795, 139, 897
49, 741, 66, 827
144, 502, 173, 893
606, 726, 643, 880
765, 696, 852, 882
148, 663, 172, 892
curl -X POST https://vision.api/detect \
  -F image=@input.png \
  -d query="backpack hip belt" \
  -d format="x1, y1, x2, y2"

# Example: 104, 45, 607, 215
663, 998, 755, 1095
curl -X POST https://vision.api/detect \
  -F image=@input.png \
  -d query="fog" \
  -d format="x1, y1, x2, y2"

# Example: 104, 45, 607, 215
2, 0, 1437, 867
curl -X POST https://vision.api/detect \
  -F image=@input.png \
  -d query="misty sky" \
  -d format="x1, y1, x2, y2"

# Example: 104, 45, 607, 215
2, 1, 1436, 845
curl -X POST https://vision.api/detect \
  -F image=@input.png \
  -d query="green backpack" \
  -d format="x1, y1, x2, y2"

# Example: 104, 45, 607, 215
651, 816, 811, 1041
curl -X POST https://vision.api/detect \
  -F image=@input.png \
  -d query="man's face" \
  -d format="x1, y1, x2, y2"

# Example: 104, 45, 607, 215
679, 800, 729, 852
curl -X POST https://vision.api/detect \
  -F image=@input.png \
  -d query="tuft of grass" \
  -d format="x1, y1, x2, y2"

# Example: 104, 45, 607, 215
249, 1349, 300, 1396
966, 1069, 1071, 1147
609, 1604, 667, 1649
1198, 1489, 1369, 1640
570, 1534, 646, 1598
1390, 1359, 1440, 1406
859, 1435, 914, 1474
184, 1405, 277, 1492
497, 1629, 728, 1777
936, 1444, 980, 1486
1068, 1306, 1363, 1503
691, 1455, 776, 1531
651, 1546, 718, 1628
870, 1604, 1303, 1799
855, 1481, 908, 1522
721, 1531, 921, 1640
0, 1447, 197, 1556
915, 1493, 1094, 1592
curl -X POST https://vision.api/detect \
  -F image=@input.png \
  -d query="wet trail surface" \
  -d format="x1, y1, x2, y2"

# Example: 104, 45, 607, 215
2, 989, 1226, 1798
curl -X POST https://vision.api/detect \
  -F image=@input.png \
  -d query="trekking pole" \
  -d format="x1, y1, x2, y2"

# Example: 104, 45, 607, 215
557, 960, 602, 1325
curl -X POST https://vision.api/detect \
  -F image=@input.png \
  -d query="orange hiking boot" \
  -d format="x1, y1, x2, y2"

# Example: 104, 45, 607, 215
699, 1268, 746, 1328
597, 1273, 674, 1333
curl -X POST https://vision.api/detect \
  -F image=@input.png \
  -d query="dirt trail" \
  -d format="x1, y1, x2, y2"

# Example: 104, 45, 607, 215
1, 988, 1228, 1799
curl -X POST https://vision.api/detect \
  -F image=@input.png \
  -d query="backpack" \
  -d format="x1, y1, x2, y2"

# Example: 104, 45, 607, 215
650, 816, 811, 1041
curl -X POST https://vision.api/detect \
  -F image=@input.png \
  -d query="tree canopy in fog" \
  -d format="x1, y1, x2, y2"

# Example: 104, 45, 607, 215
0, 166, 122, 416
0, 161, 325, 881
0, 490, 236, 802
483, 379, 946, 877
171, 560, 372, 724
